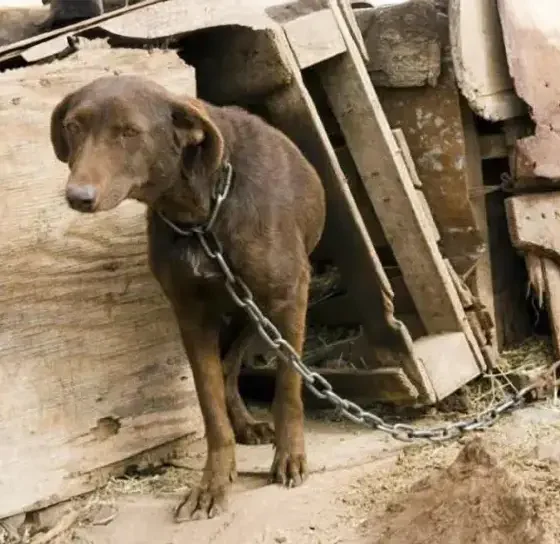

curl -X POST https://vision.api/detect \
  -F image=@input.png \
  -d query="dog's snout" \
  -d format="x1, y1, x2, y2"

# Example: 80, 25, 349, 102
66, 183, 98, 212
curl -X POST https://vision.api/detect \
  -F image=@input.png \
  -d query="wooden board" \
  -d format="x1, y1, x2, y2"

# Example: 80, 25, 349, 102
543, 258, 560, 358
0, 7, 49, 47
506, 192, 560, 355
376, 16, 486, 277
449, 0, 524, 121
318, 33, 467, 337
0, 42, 203, 519
391, 128, 440, 243
283, 8, 346, 70
506, 193, 560, 259
0, 0, 164, 60
460, 98, 498, 364
497, 0, 560, 183
316, 1, 485, 397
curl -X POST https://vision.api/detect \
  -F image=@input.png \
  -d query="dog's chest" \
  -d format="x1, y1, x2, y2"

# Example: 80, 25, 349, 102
170, 237, 222, 280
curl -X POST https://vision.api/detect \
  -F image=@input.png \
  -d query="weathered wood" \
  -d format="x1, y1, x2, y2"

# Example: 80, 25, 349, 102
334, 146, 386, 247
0, 7, 49, 47
355, 1, 441, 88
414, 333, 481, 400
283, 8, 346, 70
543, 259, 560, 358
391, 128, 440, 243
506, 193, 560, 261
319, 39, 467, 337
498, 0, 560, 182
460, 98, 498, 365
391, 128, 422, 189
449, 0, 524, 121
506, 192, 560, 350
0, 42, 203, 519
0, 0, 165, 61
240, 366, 419, 406
376, 16, 486, 277
317, 0, 485, 399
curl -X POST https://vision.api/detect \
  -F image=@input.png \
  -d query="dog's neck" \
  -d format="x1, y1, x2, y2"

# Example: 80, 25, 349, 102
153, 160, 233, 231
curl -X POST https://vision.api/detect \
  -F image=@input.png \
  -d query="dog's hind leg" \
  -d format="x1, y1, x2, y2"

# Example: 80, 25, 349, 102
222, 320, 275, 445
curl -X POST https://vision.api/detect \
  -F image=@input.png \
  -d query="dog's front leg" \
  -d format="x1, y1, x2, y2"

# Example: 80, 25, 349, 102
172, 305, 237, 522
269, 270, 310, 488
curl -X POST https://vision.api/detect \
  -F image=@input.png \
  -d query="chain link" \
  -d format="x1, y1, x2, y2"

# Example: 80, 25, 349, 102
160, 163, 560, 443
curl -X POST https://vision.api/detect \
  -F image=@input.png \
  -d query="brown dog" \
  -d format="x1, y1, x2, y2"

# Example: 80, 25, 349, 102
50, 75, 326, 521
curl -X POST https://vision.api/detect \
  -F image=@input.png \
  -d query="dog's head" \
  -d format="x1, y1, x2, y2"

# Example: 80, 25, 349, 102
50, 75, 224, 213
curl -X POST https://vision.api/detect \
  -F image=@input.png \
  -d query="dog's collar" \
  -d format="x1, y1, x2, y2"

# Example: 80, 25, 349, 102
157, 161, 234, 236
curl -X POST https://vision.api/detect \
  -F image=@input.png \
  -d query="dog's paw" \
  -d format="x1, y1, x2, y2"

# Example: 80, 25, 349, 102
268, 449, 308, 488
235, 421, 275, 445
175, 449, 236, 522
175, 483, 229, 522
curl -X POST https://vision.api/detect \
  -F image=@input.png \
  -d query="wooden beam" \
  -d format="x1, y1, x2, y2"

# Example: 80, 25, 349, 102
283, 8, 346, 70
449, 0, 524, 121
0, 0, 165, 60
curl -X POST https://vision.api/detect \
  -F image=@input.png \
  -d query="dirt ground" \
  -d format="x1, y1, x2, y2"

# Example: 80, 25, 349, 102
16, 400, 556, 544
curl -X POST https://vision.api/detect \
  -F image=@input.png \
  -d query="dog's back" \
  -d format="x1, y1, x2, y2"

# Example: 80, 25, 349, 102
204, 103, 325, 256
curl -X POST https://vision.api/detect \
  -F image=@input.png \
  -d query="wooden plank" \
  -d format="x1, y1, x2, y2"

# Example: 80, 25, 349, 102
240, 366, 419, 406
334, 146, 387, 247
498, 0, 560, 182
355, 2, 441, 88
391, 128, 422, 188
283, 8, 346, 70
543, 258, 560, 358
506, 193, 560, 259
319, 36, 467, 337
460, 98, 498, 364
391, 128, 440, 243
0, 0, 165, 60
449, 0, 525, 121
318, 1, 485, 390
97, 0, 281, 41
0, 6, 49, 47
376, 23, 486, 277
414, 333, 482, 402
0, 43, 202, 519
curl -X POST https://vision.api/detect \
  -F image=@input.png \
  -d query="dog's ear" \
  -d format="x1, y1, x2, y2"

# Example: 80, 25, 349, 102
170, 98, 225, 175
50, 92, 75, 163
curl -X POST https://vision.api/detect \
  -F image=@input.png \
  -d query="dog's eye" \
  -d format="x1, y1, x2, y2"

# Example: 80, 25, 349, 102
64, 121, 81, 135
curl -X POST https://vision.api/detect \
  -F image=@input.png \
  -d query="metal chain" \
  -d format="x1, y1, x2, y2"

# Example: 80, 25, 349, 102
160, 164, 560, 443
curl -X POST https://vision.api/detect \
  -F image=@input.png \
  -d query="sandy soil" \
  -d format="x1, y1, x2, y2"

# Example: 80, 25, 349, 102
13, 401, 557, 544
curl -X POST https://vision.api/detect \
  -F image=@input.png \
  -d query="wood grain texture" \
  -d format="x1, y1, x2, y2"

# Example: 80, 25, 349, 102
317, 2, 484, 397
506, 193, 560, 259
498, 0, 560, 181
0, 42, 202, 519
449, 0, 524, 121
